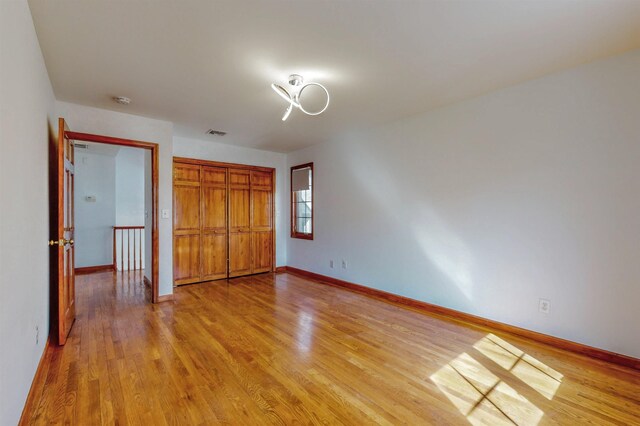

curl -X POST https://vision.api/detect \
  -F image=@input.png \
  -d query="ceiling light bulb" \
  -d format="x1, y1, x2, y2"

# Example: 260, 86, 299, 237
272, 84, 290, 102
297, 82, 330, 116
282, 103, 293, 121
271, 83, 300, 107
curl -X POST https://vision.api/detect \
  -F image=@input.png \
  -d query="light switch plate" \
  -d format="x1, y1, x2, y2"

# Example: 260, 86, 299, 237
539, 298, 551, 314
161, 209, 169, 219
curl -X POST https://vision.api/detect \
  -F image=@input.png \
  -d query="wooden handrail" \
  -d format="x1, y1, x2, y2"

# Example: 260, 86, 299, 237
113, 226, 145, 271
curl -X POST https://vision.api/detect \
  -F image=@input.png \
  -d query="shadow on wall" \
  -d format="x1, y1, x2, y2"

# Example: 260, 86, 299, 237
334, 137, 475, 311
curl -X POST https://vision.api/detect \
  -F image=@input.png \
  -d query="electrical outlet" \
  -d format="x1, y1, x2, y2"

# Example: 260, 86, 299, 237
161, 209, 170, 219
539, 298, 551, 314
35, 325, 39, 345
342, 260, 347, 269
329, 260, 334, 268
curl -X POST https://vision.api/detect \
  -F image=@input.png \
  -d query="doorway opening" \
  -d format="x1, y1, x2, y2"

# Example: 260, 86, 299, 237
66, 131, 159, 303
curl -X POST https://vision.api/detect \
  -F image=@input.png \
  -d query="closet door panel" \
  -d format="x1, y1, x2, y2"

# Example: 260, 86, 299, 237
229, 169, 251, 277
174, 163, 201, 183
173, 185, 200, 231
229, 233, 251, 277
174, 234, 201, 285
229, 189, 250, 229
202, 166, 227, 185
203, 187, 226, 229
251, 170, 272, 187
251, 188, 272, 230
229, 169, 250, 187
202, 233, 227, 280
173, 163, 202, 285
251, 170, 273, 273
252, 231, 272, 273
202, 166, 228, 280
203, 186, 227, 229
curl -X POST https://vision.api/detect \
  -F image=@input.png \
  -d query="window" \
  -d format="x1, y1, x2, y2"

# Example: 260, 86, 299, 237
291, 163, 313, 239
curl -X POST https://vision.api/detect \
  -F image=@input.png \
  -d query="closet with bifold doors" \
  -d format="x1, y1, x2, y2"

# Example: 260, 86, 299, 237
172, 158, 274, 286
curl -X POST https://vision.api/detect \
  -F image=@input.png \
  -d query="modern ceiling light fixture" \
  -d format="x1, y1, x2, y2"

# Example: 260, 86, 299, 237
271, 74, 329, 121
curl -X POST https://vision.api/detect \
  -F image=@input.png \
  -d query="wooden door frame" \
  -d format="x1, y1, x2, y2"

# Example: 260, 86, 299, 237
66, 131, 160, 303
173, 157, 277, 279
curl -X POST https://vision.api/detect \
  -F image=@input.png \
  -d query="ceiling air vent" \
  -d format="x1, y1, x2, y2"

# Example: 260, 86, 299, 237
206, 129, 227, 136
74, 143, 88, 149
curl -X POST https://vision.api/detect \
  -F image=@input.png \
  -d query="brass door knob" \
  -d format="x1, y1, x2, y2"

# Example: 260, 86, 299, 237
48, 239, 74, 246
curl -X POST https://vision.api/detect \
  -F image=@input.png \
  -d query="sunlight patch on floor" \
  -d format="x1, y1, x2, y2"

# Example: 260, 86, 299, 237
296, 311, 315, 353
430, 352, 543, 425
474, 334, 563, 400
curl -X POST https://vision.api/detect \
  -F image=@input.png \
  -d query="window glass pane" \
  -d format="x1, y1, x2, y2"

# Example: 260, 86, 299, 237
292, 163, 313, 237
301, 201, 311, 217
296, 217, 306, 233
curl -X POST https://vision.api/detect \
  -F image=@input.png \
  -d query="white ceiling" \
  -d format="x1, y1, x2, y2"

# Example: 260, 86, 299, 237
29, 0, 640, 153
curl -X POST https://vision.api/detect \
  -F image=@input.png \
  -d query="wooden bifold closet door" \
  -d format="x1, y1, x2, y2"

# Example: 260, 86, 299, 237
202, 166, 228, 281
173, 163, 203, 285
250, 170, 273, 274
173, 159, 274, 285
228, 169, 251, 277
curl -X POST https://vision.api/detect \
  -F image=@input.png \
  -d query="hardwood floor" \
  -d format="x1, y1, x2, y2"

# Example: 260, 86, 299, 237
24, 271, 640, 425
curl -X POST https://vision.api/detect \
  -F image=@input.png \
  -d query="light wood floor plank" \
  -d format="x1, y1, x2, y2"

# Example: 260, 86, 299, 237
23, 271, 640, 425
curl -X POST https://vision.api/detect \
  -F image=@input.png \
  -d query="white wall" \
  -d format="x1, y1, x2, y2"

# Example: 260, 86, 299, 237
115, 147, 146, 270
0, 1, 55, 424
55, 101, 174, 295
173, 136, 288, 266
115, 147, 145, 225
74, 147, 147, 270
74, 152, 116, 267
287, 49, 640, 359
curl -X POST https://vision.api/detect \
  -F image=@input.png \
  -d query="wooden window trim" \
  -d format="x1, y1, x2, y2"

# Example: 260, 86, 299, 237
291, 162, 314, 240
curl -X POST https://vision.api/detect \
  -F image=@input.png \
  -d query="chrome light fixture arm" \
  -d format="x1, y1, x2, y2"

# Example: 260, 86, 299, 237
271, 74, 330, 121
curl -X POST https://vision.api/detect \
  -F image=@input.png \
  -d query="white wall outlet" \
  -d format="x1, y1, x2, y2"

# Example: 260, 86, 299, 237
161, 209, 170, 219
35, 325, 39, 345
539, 298, 551, 314
329, 260, 334, 268
342, 260, 347, 269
